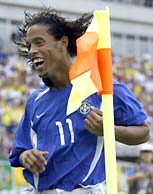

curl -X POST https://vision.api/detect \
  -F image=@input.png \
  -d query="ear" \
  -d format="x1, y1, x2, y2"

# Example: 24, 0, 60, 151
59, 36, 68, 49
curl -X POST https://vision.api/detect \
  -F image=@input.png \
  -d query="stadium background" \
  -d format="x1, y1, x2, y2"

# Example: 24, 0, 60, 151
0, 0, 153, 193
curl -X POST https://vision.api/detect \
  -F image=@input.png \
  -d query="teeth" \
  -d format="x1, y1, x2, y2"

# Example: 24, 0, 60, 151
33, 58, 44, 64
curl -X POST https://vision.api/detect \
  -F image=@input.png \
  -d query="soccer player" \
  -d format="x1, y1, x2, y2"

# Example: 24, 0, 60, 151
9, 8, 150, 194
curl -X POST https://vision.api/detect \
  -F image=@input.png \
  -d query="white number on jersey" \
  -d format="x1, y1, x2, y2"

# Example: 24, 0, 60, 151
56, 118, 74, 146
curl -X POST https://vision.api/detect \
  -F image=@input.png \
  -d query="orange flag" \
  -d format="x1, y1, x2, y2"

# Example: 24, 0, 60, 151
69, 32, 102, 93
67, 8, 113, 115
67, 8, 118, 194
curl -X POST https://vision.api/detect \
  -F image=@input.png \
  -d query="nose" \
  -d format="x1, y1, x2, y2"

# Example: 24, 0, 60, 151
28, 45, 38, 58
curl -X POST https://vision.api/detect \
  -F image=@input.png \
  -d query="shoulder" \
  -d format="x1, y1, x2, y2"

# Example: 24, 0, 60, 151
113, 80, 140, 108
27, 84, 49, 103
113, 80, 147, 125
113, 80, 134, 96
113, 80, 140, 105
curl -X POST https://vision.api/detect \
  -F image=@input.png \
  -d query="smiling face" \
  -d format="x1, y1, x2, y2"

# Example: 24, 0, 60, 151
26, 24, 71, 88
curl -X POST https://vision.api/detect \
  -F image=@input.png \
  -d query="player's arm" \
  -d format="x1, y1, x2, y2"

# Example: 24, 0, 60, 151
114, 120, 150, 145
85, 107, 150, 145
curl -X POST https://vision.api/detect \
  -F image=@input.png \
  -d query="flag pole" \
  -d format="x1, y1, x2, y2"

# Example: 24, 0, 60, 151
102, 94, 118, 194
95, 8, 118, 194
68, 8, 118, 194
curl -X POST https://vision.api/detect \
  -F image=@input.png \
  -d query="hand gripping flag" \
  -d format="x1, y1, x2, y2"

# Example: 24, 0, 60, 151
67, 7, 118, 194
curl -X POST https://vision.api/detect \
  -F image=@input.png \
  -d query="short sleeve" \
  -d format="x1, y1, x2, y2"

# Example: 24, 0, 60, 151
113, 83, 147, 126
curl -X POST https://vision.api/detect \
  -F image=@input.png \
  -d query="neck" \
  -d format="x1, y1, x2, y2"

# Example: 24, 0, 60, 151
42, 75, 70, 89
53, 80, 70, 89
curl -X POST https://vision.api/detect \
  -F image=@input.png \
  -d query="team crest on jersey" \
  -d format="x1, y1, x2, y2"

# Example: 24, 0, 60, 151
80, 101, 91, 115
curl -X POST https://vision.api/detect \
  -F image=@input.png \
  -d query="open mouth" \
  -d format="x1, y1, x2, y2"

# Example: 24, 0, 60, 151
33, 58, 44, 69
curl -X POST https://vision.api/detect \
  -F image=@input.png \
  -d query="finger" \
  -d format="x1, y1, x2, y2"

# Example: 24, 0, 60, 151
85, 118, 96, 130
87, 111, 103, 129
41, 151, 49, 156
32, 150, 48, 165
39, 151, 49, 165
86, 114, 100, 128
20, 150, 47, 174
28, 162, 44, 174
85, 114, 103, 136
25, 152, 45, 173
85, 119, 97, 135
23, 150, 47, 172
91, 106, 102, 116
88, 110, 102, 122
22, 156, 38, 174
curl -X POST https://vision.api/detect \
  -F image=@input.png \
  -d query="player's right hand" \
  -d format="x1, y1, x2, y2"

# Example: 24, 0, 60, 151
19, 149, 49, 174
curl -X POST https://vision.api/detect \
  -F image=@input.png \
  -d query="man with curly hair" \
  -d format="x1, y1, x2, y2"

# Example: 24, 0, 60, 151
9, 8, 150, 194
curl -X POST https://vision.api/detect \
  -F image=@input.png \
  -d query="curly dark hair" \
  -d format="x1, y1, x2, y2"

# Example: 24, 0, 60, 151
14, 8, 93, 60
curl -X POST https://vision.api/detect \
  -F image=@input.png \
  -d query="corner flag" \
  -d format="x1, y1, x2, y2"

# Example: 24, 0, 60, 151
67, 8, 118, 194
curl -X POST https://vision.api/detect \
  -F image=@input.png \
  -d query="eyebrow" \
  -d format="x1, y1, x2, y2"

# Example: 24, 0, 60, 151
26, 37, 44, 44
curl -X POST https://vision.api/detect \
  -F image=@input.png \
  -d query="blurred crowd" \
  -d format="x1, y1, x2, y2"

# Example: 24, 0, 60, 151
113, 54, 153, 132
0, 51, 40, 159
0, 51, 153, 159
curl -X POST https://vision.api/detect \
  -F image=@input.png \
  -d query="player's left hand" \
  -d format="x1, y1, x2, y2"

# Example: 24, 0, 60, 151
85, 106, 103, 136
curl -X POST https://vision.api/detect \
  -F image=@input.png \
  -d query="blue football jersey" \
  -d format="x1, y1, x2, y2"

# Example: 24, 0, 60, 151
9, 81, 147, 192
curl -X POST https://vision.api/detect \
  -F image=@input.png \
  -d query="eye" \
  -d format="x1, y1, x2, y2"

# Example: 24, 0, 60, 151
35, 40, 44, 47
